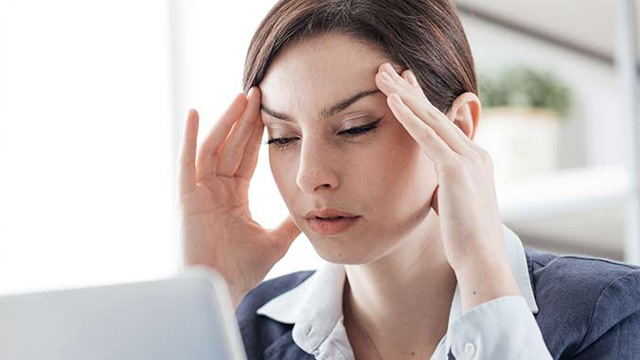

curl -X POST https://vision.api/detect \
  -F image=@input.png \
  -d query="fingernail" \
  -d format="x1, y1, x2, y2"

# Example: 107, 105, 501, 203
407, 71, 419, 87
384, 63, 395, 73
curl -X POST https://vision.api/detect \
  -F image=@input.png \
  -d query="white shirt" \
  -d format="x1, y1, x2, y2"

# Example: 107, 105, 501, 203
255, 223, 553, 359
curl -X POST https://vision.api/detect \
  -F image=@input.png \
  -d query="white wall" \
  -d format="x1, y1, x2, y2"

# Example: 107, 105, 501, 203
0, 0, 176, 294
461, 13, 625, 169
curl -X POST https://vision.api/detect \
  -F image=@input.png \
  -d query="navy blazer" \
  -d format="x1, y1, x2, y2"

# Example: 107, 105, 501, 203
235, 246, 640, 359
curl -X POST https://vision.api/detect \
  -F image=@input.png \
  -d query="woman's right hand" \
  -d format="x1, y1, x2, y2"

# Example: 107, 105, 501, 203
176, 86, 301, 310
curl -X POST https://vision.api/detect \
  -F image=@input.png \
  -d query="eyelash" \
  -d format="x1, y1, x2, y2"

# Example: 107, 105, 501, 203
265, 117, 383, 150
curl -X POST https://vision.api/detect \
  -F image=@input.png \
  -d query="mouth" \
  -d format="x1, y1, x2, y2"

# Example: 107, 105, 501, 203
313, 215, 353, 220
305, 215, 361, 235
304, 209, 359, 219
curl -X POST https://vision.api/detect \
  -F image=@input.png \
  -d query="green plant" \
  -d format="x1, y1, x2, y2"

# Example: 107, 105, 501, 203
478, 66, 572, 118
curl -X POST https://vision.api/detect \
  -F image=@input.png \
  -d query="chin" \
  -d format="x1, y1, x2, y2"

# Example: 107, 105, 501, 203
307, 236, 383, 265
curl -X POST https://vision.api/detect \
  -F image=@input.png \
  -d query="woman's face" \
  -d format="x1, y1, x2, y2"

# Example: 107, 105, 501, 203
259, 32, 438, 264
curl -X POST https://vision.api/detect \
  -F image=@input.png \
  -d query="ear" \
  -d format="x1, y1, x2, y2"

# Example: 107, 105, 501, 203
445, 92, 482, 141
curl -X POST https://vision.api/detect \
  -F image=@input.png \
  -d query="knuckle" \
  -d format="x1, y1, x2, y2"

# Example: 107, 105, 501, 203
465, 150, 483, 165
442, 154, 464, 169
418, 125, 436, 142
431, 109, 447, 122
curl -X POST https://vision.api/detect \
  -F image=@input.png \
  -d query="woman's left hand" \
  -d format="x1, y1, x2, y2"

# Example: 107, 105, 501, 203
374, 62, 508, 275
375, 62, 522, 311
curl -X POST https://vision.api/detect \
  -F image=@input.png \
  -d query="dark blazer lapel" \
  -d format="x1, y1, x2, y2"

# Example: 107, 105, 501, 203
263, 331, 315, 360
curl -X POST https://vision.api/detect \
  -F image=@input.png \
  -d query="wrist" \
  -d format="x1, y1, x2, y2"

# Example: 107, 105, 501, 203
230, 290, 246, 311
454, 256, 522, 313
224, 278, 248, 311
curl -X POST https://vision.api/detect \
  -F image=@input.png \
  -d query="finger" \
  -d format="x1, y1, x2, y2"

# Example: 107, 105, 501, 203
177, 109, 199, 195
376, 63, 473, 157
235, 96, 265, 181
431, 184, 440, 216
387, 93, 454, 165
217, 86, 260, 177
403, 68, 478, 150
402, 69, 420, 88
196, 93, 247, 182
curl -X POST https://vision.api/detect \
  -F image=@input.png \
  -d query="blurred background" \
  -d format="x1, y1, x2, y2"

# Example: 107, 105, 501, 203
0, 0, 638, 295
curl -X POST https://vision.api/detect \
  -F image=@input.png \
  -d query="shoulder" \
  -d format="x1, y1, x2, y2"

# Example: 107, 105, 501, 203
526, 247, 640, 313
525, 247, 640, 356
234, 270, 316, 359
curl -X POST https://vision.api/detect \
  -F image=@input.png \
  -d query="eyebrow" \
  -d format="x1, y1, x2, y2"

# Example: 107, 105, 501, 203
260, 88, 382, 123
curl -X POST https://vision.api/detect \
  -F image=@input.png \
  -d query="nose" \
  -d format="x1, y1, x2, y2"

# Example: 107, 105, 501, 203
295, 137, 339, 194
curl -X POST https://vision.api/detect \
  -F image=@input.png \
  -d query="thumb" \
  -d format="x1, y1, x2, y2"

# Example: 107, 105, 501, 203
269, 214, 302, 256
431, 184, 440, 216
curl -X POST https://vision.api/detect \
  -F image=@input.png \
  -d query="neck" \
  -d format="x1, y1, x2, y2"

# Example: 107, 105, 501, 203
343, 211, 457, 359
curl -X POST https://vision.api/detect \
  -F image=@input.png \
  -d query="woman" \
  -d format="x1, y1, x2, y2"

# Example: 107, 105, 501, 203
176, 0, 640, 359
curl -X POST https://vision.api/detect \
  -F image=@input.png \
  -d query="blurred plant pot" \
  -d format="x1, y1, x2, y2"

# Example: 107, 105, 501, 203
473, 107, 561, 183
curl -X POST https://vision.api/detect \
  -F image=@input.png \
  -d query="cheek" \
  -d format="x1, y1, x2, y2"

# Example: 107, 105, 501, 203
371, 127, 428, 184
268, 150, 293, 194
364, 128, 436, 217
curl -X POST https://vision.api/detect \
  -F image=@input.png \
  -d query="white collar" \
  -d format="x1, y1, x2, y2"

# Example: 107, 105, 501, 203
256, 223, 539, 357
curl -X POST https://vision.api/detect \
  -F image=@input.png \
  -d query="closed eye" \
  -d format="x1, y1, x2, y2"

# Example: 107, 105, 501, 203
265, 117, 383, 150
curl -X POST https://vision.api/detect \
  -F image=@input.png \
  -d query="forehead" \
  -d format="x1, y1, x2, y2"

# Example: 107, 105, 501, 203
259, 33, 391, 115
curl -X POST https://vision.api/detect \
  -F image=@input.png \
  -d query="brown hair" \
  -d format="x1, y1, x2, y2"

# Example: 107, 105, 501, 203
242, 0, 477, 114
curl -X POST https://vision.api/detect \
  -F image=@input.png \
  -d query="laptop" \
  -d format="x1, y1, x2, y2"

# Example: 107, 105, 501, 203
0, 265, 248, 360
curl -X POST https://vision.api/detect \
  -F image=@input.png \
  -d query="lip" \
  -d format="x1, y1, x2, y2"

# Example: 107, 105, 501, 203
304, 209, 359, 219
305, 216, 361, 235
